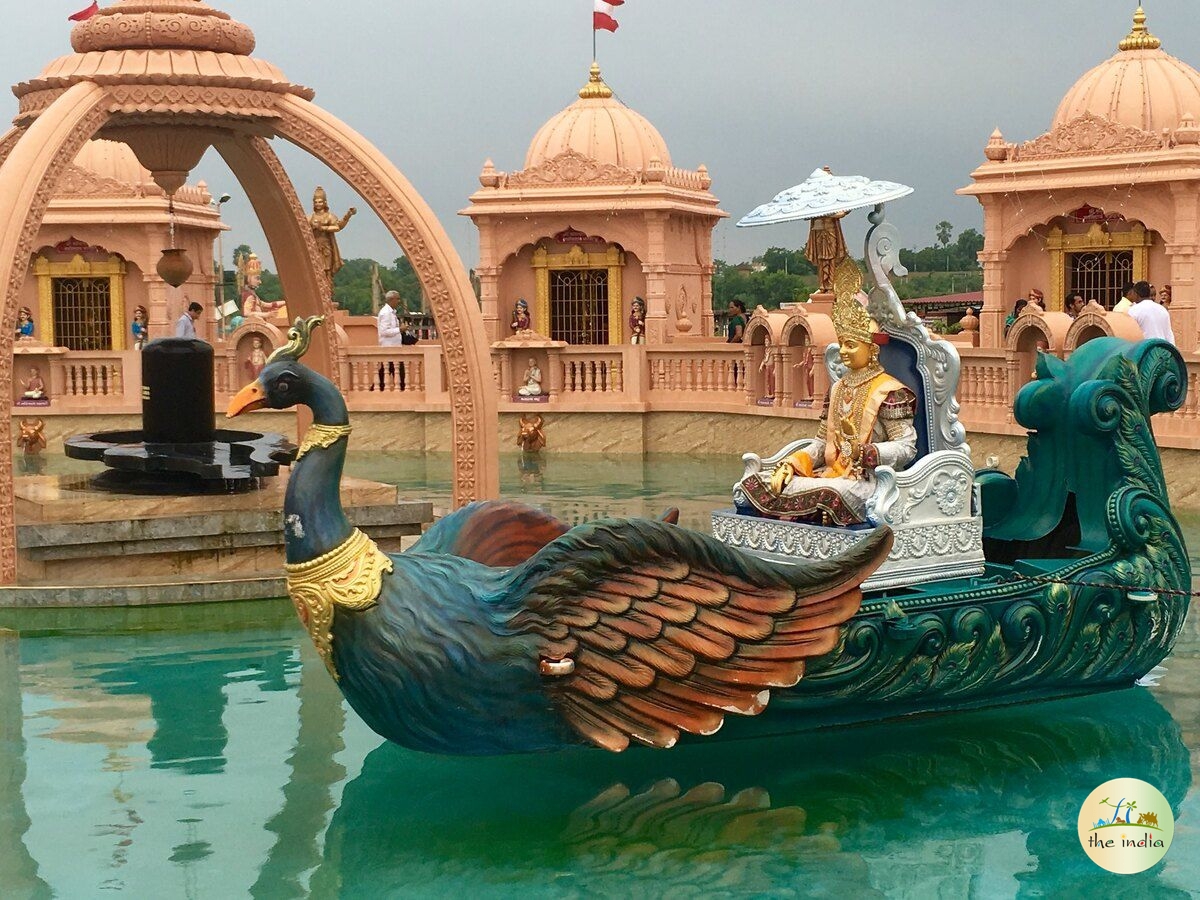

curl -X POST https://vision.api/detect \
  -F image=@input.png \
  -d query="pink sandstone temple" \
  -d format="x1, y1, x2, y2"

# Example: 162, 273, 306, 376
3, 4, 1199, 556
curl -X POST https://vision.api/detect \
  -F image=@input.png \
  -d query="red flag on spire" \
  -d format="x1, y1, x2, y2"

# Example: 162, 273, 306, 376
593, 0, 623, 32
68, 1, 99, 21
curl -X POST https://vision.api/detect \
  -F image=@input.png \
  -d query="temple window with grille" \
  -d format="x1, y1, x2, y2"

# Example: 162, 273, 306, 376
1068, 250, 1133, 310
52, 277, 113, 351
550, 269, 609, 345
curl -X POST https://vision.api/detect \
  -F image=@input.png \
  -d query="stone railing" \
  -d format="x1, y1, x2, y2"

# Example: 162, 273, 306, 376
48, 350, 137, 410
956, 348, 1015, 429
15, 339, 1200, 450
342, 345, 439, 404
1155, 357, 1200, 447
646, 346, 745, 400
561, 347, 626, 396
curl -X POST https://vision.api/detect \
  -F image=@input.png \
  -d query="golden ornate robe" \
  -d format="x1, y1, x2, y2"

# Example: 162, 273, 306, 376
740, 369, 917, 525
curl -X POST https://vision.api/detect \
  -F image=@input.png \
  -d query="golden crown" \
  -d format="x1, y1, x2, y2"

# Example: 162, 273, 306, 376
831, 258, 874, 344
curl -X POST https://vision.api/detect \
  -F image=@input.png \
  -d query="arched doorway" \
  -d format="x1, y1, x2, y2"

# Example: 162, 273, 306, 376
0, 5, 499, 583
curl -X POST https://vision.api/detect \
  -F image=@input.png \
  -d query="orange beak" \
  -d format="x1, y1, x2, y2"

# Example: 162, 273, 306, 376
227, 381, 267, 418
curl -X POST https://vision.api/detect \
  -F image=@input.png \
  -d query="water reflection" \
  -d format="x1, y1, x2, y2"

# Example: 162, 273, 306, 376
0, 456, 1195, 896
515, 452, 544, 491
2, 610, 1196, 897
316, 689, 1190, 896
0, 631, 51, 899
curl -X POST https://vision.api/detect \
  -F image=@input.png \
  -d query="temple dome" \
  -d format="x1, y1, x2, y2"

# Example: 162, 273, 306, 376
1052, 7, 1200, 135
524, 64, 672, 172
72, 139, 154, 188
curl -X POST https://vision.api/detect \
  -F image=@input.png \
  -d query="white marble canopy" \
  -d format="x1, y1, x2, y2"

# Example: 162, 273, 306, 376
737, 168, 913, 227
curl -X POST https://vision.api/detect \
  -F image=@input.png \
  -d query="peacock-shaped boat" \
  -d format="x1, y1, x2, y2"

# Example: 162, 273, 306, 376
226, 197, 1189, 757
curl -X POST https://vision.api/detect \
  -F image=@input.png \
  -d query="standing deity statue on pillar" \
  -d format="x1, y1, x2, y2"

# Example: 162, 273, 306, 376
310, 186, 357, 283
805, 213, 849, 294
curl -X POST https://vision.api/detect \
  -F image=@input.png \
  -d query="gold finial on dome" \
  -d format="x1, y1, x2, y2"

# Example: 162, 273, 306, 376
831, 258, 873, 344
1119, 6, 1161, 52
579, 62, 614, 99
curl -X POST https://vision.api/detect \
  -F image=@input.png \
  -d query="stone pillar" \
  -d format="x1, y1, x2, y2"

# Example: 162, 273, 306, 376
146, 275, 171, 339
475, 219, 502, 342
643, 212, 668, 343
979, 249, 1009, 349
779, 346, 794, 407
978, 199, 1008, 349
699, 222, 716, 337
1168, 182, 1199, 354
546, 346, 564, 400
771, 347, 783, 407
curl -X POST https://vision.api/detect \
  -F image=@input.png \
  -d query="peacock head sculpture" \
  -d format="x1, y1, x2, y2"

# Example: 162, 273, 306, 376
227, 316, 338, 420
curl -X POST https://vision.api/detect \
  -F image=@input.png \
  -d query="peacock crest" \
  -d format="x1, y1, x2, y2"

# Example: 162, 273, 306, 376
268, 315, 326, 364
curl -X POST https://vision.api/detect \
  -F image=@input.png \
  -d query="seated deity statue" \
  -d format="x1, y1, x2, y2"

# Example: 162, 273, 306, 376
737, 260, 917, 526
517, 357, 543, 397
22, 366, 46, 399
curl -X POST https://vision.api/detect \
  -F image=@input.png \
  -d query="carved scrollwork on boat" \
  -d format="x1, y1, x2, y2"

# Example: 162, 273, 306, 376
898, 470, 972, 522
790, 505, 1186, 711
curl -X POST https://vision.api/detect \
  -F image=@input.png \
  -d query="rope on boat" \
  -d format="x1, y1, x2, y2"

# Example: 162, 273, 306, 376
1008, 572, 1200, 599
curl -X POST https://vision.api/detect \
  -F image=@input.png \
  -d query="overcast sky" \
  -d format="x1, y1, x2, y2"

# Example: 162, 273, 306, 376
4, 1, 1199, 271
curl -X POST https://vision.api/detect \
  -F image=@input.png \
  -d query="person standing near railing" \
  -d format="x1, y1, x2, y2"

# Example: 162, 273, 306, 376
376, 290, 406, 391
726, 299, 746, 386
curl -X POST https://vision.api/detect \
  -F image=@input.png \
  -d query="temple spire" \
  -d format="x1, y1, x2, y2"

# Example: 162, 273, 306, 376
1119, 6, 1162, 51
578, 62, 614, 100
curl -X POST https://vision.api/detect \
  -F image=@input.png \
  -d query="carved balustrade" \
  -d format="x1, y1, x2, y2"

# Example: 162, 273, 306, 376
1155, 357, 1200, 447
956, 348, 1014, 429
13, 340, 1200, 451
646, 346, 746, 401
341, 345, 431, 404
560, 347, 626, 396
48, 350, 136, 410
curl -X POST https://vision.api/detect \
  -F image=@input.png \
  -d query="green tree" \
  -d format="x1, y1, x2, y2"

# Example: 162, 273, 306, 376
328, 256, 424, 315
761, 246, 815, 276
231, 243, 252, 267
936, 221, 954, 273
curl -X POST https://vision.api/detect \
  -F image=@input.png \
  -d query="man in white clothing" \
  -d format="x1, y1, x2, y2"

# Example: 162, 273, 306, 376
376, 290, 406, 390
1128, 281, 1175, 345
377, 291, 404, 346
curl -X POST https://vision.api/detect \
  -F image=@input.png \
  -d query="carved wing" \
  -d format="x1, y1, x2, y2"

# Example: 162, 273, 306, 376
410, 500, 571, 568
505, 520, 892, 751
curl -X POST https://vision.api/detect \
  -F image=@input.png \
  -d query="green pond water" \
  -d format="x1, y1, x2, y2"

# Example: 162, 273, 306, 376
1, 452, 1197, 898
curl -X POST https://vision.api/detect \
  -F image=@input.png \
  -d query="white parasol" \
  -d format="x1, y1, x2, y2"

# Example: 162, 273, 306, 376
737, 168, 913, 227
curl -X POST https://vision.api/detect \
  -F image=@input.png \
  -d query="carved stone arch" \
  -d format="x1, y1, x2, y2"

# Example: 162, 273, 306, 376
1065, 303, 1144, 350
215, 134, 340, 381
1006, 313, 1057, 354
274, 95, 499, 507
0, 82, 112, 580
1001, 192, 1175, 252
1064, 307, 1111, 351
0, 127, 26, 169
229, 317, 287, 350
780, 313, 812, 348
744, 313, 772, 346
